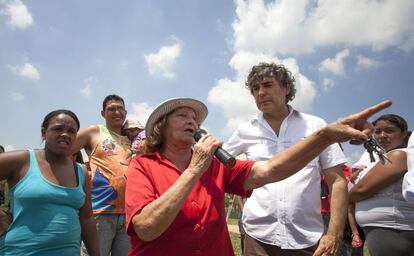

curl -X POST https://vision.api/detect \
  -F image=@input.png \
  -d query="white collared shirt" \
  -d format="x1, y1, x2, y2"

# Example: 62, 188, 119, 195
403, 133, 414, 203
224, 107, 346, 249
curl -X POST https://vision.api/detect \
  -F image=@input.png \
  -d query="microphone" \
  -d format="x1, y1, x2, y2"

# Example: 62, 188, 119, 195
193, 129, 236, 169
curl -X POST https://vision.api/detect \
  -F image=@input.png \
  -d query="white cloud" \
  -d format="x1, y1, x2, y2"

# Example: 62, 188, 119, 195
144, 41, 182, 79
84, 76, 98, 84
8, 62, 40, 80
128, 102, 154, 125
232, 0, 414, 54
293, 75, 316, 111
5, 0, 33, 29
322, 78, 335, 91
19, 63, 39, 80
229, 51, 275, 81
4, 145, 16, 151
80, 85, 92, 97
209, 0, 414, 135
319, 49, 350, 76
10, 92, 24, 101
80, 76, 98, 97
356, 55, 381, 69
208, 78, 258, 133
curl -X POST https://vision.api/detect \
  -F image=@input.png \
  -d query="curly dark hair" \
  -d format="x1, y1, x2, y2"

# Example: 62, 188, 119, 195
245, 62, 296, 103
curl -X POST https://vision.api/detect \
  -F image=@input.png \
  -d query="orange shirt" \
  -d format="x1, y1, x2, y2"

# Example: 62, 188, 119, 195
89, 125, 131, 214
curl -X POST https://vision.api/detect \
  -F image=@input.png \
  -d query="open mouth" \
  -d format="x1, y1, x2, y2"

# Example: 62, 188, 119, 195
184, 128, 195, 134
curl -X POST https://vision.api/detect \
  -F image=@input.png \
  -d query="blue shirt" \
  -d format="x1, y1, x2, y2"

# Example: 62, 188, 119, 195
0, 149, 85, 255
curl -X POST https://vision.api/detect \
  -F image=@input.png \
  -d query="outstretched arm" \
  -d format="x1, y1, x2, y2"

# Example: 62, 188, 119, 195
244, 100, 392, 191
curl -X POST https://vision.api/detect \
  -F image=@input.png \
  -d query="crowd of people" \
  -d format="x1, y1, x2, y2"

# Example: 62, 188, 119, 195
0, 62, 412, 256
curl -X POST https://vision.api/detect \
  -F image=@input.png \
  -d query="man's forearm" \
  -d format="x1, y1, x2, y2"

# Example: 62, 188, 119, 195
327, 179, 348, 238
246, 129, 333, 190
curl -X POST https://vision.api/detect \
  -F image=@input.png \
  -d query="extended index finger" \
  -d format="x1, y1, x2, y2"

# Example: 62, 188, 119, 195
355, 100, 392, 120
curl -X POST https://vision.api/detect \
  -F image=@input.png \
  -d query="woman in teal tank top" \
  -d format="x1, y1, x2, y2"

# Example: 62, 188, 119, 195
0, 110, 99, 255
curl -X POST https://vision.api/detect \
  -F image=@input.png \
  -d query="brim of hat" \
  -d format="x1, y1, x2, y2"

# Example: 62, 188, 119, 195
123, 119, 145, 130
145, 98, 208, 137
125, 125, 144, 130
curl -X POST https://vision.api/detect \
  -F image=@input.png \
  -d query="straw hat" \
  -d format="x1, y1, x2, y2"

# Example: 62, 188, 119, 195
145, 97, 208, 137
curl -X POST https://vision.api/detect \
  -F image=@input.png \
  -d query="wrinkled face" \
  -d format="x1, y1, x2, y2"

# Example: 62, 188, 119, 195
163, 107, 198, 148
374, 120, 407, 152
101, 100, 127, 128
42, 113, 78, 156
251, 76, 290, 114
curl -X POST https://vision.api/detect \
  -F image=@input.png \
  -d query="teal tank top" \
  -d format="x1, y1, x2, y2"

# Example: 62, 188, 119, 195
0, 150, 86, 255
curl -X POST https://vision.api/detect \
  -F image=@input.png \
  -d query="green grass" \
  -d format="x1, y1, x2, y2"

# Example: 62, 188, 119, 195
227, 218, 241, 255
229, 229, 242, 255
227, 217, 238, 225
364, 245, 370, 255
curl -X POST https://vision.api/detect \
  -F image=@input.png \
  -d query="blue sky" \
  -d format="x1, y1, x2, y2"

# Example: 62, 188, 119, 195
1, 0, 413, 163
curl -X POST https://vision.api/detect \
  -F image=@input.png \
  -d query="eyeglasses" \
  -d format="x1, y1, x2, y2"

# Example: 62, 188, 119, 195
106, 106, 126, 113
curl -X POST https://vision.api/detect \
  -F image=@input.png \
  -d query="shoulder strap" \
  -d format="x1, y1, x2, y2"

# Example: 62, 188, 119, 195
74, 163, 85, 187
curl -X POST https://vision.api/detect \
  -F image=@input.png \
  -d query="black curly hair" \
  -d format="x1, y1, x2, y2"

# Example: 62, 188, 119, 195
245, 62, 296, 103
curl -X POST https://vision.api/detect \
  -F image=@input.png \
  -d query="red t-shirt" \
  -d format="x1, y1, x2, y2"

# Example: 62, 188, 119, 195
320, 175, 331, 214
125, 152, 254, 256
320, 164, 352, 213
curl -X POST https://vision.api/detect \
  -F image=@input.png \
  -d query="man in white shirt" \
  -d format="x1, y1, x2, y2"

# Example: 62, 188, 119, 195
225, 62, 348, 256
403, 133, 414, 203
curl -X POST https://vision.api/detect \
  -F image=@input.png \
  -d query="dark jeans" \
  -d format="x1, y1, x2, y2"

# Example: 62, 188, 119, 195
363, 226, 414, 256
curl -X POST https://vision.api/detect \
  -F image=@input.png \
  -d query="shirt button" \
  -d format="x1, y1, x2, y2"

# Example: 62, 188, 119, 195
192, 201, 198, 207
194, 249, 201, 254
